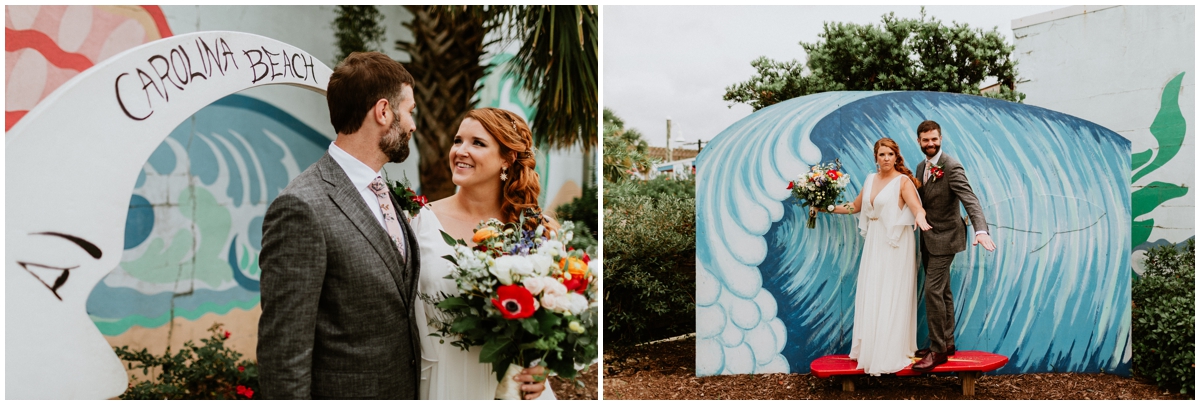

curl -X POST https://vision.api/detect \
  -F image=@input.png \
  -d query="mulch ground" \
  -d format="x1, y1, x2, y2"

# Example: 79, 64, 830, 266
603, 336, 1190, 400
550, 363, 598, 400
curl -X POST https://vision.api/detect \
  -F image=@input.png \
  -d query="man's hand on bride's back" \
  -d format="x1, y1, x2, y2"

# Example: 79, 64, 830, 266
516, 365, 548, 400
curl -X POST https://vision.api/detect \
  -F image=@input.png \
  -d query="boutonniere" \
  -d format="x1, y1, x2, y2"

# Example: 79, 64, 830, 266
387, 175, 428, 219
929, 163, 945, 180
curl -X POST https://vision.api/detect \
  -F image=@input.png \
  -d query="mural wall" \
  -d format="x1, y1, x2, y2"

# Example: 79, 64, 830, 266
1012, 5, 1195, 272
695, 91, 1131, 377
6, 7, 590, 394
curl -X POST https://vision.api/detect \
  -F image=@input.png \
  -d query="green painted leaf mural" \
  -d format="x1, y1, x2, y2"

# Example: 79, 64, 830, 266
1132, 182, 1190, 247
1130, 72, 1190, 249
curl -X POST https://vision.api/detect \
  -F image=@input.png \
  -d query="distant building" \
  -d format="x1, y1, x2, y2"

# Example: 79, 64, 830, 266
645, 146, 699, 179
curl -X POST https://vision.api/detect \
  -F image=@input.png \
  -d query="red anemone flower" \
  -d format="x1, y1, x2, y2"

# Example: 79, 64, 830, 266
827, 170, 839, 180
492, 285, 536, 319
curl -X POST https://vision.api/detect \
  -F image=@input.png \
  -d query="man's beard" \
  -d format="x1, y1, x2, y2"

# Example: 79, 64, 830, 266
923, 144, 940, 158
380, 118, 411, 163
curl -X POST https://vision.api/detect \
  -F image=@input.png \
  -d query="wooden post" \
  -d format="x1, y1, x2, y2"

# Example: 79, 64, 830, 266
960, 371, 981, 396
839, 376, 855, 392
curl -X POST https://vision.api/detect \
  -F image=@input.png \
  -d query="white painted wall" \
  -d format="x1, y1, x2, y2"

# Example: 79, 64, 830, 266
1013, 5, 1195, 264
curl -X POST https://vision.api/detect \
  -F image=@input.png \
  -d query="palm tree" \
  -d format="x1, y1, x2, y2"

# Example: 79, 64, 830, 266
394, 5, 598, 200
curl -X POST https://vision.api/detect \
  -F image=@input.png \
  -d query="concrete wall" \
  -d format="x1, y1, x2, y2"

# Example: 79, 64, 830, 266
5, 5, 588, 388
1012, 5, 1195, 271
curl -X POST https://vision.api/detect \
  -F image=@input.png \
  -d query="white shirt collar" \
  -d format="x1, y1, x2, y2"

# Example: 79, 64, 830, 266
926, 149, 944, 167
328, 142, 383, 192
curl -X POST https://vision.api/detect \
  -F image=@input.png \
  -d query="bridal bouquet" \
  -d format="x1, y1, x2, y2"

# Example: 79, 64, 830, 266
430, 212, 598, 399
787, 160, 850, 228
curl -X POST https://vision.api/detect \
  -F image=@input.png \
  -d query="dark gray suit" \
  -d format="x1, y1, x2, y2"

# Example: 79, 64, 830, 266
915, 153, 988, 353
258, 153, 421, 399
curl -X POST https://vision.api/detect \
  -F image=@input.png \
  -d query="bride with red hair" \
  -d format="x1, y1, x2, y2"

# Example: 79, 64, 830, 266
409, 107, 559, 400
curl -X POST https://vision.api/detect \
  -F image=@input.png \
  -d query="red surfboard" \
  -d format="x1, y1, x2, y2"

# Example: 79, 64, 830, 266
810, 350, 1009, 378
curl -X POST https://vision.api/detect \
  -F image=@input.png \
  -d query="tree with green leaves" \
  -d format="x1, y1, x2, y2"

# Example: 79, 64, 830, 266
725, 9, 1024, 111
602, 108, 653, 183
332, 6, 387, 64
390, 6, 598, 200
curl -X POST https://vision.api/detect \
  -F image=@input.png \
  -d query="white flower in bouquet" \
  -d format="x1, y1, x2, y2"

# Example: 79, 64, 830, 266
523, 276, 546, 295
497, 255, 534, 278
527, 254, 557, 277
540, 239, 565, 257
567, 293, 589, 314
489, 257, 516, 285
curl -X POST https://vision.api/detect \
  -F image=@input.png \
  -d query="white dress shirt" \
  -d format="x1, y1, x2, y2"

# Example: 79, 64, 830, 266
328, 142, 388, 231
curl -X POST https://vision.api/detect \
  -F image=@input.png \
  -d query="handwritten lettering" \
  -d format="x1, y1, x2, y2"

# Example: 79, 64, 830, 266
113, 35, 321, 121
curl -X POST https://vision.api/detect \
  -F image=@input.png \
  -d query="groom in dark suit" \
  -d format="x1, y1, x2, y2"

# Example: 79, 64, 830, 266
911, 120, 996, 372
258, 52, 421, 399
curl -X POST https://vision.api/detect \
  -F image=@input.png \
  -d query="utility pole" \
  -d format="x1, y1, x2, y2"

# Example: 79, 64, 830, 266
666, 117, 673, 162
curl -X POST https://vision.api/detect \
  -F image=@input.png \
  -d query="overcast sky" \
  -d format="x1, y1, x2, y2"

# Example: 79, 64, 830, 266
603, 5, 1066, 149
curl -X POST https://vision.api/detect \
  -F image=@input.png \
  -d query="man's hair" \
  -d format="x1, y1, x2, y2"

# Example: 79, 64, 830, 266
917, 120, 942, 137
327, 52, 415, 135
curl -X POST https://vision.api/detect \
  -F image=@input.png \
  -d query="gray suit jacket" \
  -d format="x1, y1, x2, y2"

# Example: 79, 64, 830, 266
916, 153, 989, 256
258, 153, 421, 399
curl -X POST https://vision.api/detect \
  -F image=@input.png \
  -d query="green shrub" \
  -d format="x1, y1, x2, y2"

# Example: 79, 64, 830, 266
555, 184, 598, 236
1131, 238, 1195, 395
114, 323, 258, 399
603, 191, 696, 347
605, 177, 695, 200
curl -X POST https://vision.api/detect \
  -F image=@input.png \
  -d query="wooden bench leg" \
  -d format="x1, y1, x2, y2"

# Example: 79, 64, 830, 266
960, 371, 981, 396
838, 376, 855, 392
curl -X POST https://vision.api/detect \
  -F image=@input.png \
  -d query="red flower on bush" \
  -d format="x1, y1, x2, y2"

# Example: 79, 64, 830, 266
491, 285, 536, 319
786, 181, 795, 190
238, 365, 245, 372
223, 331, 231, 339
236, 385, 254, 399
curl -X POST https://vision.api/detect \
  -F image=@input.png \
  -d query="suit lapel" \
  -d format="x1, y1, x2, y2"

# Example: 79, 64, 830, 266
317, 154, 411, 305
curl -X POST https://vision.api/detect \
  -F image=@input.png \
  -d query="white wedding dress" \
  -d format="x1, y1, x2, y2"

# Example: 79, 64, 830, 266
410, 205, 556, 400
847, 174, 920, 376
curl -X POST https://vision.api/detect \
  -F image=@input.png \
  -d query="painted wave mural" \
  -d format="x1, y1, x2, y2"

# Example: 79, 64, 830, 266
696, 91, 1131, 376
87, 94, 328, 335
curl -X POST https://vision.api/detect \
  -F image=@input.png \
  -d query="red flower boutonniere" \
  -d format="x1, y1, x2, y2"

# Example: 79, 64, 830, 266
930, 164, 945, 179
388, 176, 428, 219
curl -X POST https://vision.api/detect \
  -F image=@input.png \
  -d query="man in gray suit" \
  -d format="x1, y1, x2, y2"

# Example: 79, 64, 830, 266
258, 52, 421, 399
910, 120, 996, 372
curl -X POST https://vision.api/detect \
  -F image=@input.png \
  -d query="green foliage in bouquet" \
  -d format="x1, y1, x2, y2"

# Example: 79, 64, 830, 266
113, 323, 258, 400
429, 212, 598, 383
602, 189, 696, 346
1131, 238, 1195, 395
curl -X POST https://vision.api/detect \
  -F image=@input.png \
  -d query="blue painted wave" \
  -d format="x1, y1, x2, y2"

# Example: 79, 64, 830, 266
697, 91, 1131, 376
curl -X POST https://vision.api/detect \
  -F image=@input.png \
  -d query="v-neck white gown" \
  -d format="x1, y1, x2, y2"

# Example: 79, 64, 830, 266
847, 173, 920, 376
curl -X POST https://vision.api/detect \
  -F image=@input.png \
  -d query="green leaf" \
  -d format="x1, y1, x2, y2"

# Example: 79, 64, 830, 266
520, 317, 540, 334
450, 317, 481, 334
479, 336, 514, 363
441, 254, 458, 266
534, 310, 562, 335
441, 230, 459, 247
435, 296, 471, 311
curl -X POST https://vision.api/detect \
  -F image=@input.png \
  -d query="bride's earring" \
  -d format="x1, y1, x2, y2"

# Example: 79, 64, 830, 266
500, 166, 508, 181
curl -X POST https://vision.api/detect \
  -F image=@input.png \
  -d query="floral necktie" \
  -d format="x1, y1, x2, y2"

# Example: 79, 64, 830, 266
369, 177, 406, 259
